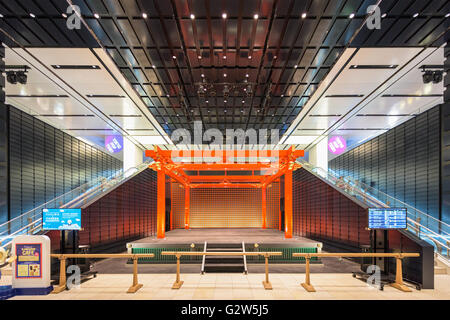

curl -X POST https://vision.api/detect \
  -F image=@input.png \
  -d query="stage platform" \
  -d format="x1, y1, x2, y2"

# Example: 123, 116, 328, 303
127, 229, 322, 264
130, 228, 319, 246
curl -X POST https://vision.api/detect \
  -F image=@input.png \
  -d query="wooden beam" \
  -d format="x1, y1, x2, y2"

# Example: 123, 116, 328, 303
262, 186, 267, 229
157, 170, 166, 238
184, 185, 190, 229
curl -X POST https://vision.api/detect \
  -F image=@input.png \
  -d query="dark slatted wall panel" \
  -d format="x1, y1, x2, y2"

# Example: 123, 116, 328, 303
442, 44, 450, 225
293, 168, 370, 250
0, 46, 6, 224
329, 106, 441, 220
7, 106, 123, 219
79, 168, 157, 248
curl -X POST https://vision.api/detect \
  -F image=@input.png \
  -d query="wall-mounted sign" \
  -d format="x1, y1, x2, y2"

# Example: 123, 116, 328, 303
105, 135, 123, 153
42, 209, 81, 230
368, 208, 407, 229
328, 136, 347, 155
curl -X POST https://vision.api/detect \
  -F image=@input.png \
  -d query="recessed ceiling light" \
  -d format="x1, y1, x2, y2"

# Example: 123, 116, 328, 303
206, 100, 209, 103
349, 13, 355, 19
62, 13, 67, 18
222, 13, 227, 19
301, 13, 307, 19
381, 13, 387, 18
413, 13, 419, 18
142, 13, 148, 19
223, 73, 227, 77
254, 14, 259, 20
190, 14, 195, 20
94, 13, 100, 19
224, 100, 227, 103
242, 100, 245, 103
446, 13, 450, 18
30, 13, 36, 18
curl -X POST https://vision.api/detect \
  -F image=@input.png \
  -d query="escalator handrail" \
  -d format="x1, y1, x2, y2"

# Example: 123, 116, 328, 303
298, 159, 450, 235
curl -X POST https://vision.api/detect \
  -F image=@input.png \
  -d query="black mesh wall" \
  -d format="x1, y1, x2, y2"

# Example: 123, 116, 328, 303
7, 105, 123, 220
79, 168, 157, 249
329, 105, 441, 220
0, 46, 6, 225
293, 168, 371, 250
442, 44, 450, 225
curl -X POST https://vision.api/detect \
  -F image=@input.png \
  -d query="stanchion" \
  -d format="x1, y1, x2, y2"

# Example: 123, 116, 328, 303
127, 255, 143, 293
292, 252, 420, 293
172, 253, 184, 289
300, 256, 315, 292
52, 256, 67, 294
262, 253, 272, 290
390, 255, 411, 292
50, 253, 154, 294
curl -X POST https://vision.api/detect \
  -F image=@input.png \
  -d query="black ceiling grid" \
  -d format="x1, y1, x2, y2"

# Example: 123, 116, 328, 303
82, 0, 181, 135
0, 0, 447, 143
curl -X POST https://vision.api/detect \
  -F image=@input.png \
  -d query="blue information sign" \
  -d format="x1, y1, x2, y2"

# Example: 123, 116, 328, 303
368, 208, 407, 229
42, 209, 82, 230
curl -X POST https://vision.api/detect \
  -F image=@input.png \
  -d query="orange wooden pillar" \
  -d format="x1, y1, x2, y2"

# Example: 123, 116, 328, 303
184, 185, 190, 229
284, 170, 293, 238
157, 170, 166, 238
262, 186, 267, 229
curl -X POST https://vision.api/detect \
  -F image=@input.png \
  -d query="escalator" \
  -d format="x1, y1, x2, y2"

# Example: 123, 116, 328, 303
297, 160, 449, 273
0, 161, 153, 251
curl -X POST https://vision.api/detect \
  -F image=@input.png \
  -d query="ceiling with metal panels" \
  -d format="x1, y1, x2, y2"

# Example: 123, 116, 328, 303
0, 0, 448, 143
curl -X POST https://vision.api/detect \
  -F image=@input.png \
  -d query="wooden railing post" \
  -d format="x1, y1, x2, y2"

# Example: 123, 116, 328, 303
262, 253, 272, 290
390, 255, 412, 292
50, 253, 154, 294
301, 255, 315, 292
52, 256, 67, 294
172, 253, 184, 289
127, 255, 143, 293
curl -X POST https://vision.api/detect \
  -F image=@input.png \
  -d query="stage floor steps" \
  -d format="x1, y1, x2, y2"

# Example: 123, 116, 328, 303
202, 242, 246, 274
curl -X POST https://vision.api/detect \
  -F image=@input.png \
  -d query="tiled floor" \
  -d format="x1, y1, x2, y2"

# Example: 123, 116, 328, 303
8, 273, 450, 300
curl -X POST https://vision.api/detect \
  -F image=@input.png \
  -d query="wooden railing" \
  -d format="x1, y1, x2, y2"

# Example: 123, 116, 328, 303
50, 253, 155, 294
292, 252, 420, 292
161, 251, 282, 289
